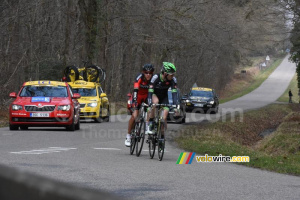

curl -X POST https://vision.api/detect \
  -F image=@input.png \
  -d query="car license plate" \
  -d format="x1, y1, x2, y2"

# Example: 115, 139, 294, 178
30, 113, 50, 117
194, 104, 203, 107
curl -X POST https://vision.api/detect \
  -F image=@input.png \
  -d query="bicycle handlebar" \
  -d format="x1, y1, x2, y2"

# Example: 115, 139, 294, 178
152, 103, 173, 107
141, 102, 149, 107
141, 103, 180, 109
151, 103, 180, 109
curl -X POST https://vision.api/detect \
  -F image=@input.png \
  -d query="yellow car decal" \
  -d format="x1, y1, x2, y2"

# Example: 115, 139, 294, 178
192, 87, 212, 91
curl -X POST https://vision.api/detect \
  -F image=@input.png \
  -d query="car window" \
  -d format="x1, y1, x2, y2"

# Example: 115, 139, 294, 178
72, 88, 97, 97
19, 86, 68, 97
190, 90, 213, 98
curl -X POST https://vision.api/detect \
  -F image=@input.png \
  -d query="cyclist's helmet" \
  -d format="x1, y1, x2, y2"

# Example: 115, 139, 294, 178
162, 62, 176, 74
142, 64, 154, 72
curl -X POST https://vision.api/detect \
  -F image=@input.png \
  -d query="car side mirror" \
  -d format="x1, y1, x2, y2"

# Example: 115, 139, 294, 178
72, 93, 81, 99
127, 93, 132, 98
9, 92, 17, 98
100, 93, 107, 98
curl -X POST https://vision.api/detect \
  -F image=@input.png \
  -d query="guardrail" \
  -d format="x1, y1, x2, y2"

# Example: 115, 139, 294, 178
0, 164, 120, 200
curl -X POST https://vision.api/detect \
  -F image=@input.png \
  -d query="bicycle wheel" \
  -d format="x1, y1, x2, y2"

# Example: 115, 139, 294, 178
148, 135, 156, 159
136, 121, 145, 157
157, 122, 165, 161
130, 132, 136, 155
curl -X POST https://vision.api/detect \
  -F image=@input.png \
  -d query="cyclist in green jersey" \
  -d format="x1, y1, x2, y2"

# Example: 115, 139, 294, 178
146, 62, 179, 137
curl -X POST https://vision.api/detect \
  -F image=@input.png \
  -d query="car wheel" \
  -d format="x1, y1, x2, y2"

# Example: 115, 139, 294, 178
75, 118, 80, 130
20, 126, 28, 130
208, 107, 218, 114
9, 124, 19, 131
102, 106, 110, 122
215, 106, 219, 113
181, 117, 186, 124
94, 108, 102, 123
66, 114, 75, 131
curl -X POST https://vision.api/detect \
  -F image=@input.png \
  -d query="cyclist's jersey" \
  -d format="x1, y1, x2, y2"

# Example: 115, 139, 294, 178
148, 73, 178, 105
133, 73, 150, 102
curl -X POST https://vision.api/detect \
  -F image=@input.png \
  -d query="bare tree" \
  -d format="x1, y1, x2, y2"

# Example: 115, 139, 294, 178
0, 0, 290, 106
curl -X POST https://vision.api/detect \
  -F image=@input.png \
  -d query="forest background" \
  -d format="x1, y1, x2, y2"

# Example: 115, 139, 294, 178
1, 0, 296, 106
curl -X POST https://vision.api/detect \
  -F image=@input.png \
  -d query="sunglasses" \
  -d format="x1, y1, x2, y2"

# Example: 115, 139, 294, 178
166, 73, 175, 76
144, 72, 153, 75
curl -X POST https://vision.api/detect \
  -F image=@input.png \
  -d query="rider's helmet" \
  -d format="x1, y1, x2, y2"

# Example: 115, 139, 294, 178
142, 64, 154, 72
161, 62, 176, 74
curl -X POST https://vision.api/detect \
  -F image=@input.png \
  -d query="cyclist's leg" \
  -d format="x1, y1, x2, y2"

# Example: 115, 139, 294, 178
126, 95, 143, 146
125, 109, 138, 146
146, 94, 159, 134
163, 109, 168, 133
128, 109, 138, 134
148, 94, 159, 119
161, 96, 169, 137
129, 93, 145, 131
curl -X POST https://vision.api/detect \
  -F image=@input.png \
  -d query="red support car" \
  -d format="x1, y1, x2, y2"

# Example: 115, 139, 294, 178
9, 81, 81, 131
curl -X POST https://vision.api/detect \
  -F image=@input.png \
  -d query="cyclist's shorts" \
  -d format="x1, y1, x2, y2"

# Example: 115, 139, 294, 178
155, 94, 169, 104
153, 94, 170, 110
133, 94, 148, 110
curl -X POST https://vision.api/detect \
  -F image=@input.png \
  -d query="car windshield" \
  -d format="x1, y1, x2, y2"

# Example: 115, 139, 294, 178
190, 90, 213, 97
72, 88, 97, 97
19, 86, 68, 97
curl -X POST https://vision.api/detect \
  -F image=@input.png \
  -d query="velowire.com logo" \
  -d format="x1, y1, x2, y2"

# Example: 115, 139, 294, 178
176, 152, 250, 164
176, 152, 196, 164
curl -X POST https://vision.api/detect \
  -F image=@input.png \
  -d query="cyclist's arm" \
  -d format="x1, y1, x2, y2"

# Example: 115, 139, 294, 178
148, 74, 159, 105
171, 77, 178, 105
133, 74, 143, 102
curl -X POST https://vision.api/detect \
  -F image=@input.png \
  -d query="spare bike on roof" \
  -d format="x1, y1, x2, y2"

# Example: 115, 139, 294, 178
64, 61, 106, 84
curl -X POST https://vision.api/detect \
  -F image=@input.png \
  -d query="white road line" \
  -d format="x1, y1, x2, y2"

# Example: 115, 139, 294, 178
48, 147, 77, 150
11, 151, 60, 155
94, 148, 121, 150
10, 147, 77, 155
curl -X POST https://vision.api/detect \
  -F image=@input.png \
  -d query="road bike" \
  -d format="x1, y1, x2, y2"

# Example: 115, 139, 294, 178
147, 104, 175, 161
130, 103, 148, 156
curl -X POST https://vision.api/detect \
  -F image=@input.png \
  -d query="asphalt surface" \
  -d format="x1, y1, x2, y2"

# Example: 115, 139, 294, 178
0, 55, 299, 200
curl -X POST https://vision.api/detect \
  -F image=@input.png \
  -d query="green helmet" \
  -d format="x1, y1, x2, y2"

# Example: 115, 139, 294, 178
162, 62, 176, 74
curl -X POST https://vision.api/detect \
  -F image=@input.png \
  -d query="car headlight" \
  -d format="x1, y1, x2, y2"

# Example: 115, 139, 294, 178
12, 105, 23, 110
87, 102, 98, 107
209, 101, 214, 104
58, 105, 71, 111
186, 100, 190, 103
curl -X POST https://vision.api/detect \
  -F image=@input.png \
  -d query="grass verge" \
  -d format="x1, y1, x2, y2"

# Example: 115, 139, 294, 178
220, 56, 285, 103
176, 104, 300, 175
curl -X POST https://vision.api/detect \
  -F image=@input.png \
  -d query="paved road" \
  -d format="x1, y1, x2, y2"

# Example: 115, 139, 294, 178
0, 55, 299, 200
